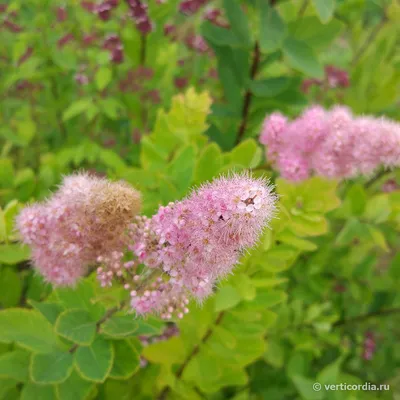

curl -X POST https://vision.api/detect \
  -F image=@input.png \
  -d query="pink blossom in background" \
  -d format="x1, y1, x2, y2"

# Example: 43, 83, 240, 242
259, 112, 288, 161
56, 7, 68, 22
301, 65, 350, 94
57, 33, 74, 48
179, 0, 209, 15
363, 331, 377, 361
164, 23, 177, 39
96, 2, 112, 21
75, 73, 89, 85
203, 7, 229, 28
325, 65, 350, 89
185, 33, 209, 53
81, 1, 96, 13
260, 106, 400, 182
174, 76, 188, 89
126, 0, 153, 35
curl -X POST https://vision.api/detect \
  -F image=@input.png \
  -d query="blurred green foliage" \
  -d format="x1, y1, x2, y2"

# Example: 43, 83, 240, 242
0, 0, 400, 399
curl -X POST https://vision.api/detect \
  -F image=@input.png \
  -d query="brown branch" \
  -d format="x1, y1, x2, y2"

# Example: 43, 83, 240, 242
365, 169, 392, 189
48, 66, 68, 139
334, 307, 400, 327
235, 42, 261, 145
298, 0, 308, 17
157, 312, 225, 400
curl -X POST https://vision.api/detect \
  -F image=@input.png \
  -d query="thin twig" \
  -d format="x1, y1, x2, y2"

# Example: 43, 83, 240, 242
297, 0, 308, 17
351, 15, 387, 66
157, 312, 225, 400
236, 42, 261, 145
49, 74, 68, 139
365, 169, 392, 189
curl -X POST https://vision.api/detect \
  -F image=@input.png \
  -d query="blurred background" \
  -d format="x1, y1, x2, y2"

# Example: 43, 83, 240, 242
1, 0, 400, 399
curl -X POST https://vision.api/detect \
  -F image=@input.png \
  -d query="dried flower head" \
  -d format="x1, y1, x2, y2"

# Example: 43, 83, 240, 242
17, 173, 141, 286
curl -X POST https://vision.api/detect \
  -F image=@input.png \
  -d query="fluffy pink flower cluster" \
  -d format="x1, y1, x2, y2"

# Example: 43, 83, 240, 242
122, 174, 277, 318
17, 173, 141, 286
260, 106, 400, 182
18, 173, 276, 320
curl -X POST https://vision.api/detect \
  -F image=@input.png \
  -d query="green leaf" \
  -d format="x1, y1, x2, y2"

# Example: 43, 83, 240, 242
0, 244, 30, 264
312, 0, 335, 23
317, 356, 342, 386
75, 337, 114, 382
98, 98, 124, 120
252, 278, 288, 288
0, 158, 14, 188
14, 168, 36, 201
250, 77, 291, 98
254, 290, 287, 308
3, 200, 21, 240
288, 17, 344, 50
208, 46, 245, 113
282, 37, 323, 78
29, 301, 64, 325
264, 339, 285, 368
143, 336, 187, 365
0, 208, 6, 242
259, 3, 286, 52
168, 145, 195, 194
346, 184, 367, 216
290, 214, 328, 237
223, 0, 251, 47
0, 350, 30, 382
0, 378, 17, 399
15, 119, 36, 146
194, 143, 223, 184
335, 218, 364, 246
30, 350, 74, 384
213, 326, 237, 349
55, 310, 97, 345
389, 253, 400, 280
231, 273, 256, 301
98, 148, 126, 171
363, 194, 391, 223
0, 267, 22, 307
21, 383, 55, 400
56, 370, 94, 400
110, 340, 140, 379
62, 98, 93, 121
101, 315, 138, 338
201, 22, 243, 48
229, 139, 261, 168
0, 309, 57, 353
134, 319, 165, 336
55, 280, 105, 320
291, 375, 323, 400
277, 229, 317, 251
95, 67, 112, 91
366, 225, 389, 252
215, 285, 241, 312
